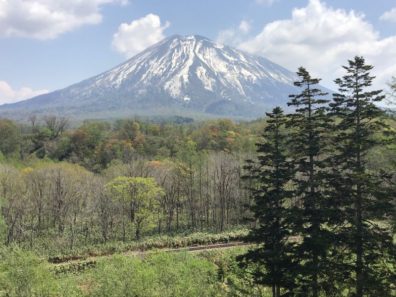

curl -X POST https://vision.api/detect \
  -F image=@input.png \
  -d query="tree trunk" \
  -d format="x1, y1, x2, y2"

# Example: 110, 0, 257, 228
355, 82, 363, 297
356, 183, 363, 297
136, 220, 141, 240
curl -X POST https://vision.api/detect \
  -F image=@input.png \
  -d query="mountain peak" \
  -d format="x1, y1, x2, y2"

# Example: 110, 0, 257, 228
167, 34, 210, 41
0, 34, 298, 120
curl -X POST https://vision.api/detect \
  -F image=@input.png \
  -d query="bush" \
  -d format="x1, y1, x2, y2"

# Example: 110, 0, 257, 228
88, 252, 219, 297
0, 247, 58, 297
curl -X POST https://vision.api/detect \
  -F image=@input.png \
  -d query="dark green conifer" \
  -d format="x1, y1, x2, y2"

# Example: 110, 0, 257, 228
241, 107, 295, 297
286, 67, 335, 297
330, 56, 395, 297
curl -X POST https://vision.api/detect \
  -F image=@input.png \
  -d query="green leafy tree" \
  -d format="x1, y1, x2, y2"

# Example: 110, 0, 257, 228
176, 140, 200, 229
241, 107, 295, 297
330, 56, 395, 297
0, 119, 20, 157
106, 176, 164, 240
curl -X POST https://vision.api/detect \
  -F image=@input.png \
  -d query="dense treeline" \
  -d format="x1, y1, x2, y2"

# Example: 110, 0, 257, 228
241, 58, 396, 297
0, 115, 261, 253
0, 115, 257, 169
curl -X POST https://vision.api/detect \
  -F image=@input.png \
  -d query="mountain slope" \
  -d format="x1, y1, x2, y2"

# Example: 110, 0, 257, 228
0, 35, 300, 119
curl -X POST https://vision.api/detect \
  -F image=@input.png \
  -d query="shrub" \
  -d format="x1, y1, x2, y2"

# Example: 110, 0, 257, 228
88, 252, 219, 297
0, 247, 58, 297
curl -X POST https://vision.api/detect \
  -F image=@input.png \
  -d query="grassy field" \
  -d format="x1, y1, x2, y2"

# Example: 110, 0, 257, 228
1, 244, 275, 297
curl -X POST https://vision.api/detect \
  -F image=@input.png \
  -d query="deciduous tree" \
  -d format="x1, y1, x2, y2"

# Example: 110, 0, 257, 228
106, 176, 164, 240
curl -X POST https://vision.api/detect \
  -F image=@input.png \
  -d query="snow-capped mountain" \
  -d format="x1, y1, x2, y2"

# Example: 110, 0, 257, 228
0, 35, 299, 119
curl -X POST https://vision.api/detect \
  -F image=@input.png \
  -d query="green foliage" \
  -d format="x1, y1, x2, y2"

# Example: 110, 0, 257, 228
88, 252, 219, 297
47, 229, 248, 264
69, 121, 112, 169
0, 247, 58, 297
106, 176, 164, 240
0, 119, 20, 157
201, 247, 272, 297
242, 61, 396, 297
0, 114, 250, 196
330, 56, 395, 296
241, 107, 295, 296
286, 67, 336, 297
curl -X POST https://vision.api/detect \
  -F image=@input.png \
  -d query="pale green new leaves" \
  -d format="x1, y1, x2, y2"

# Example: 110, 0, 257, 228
106, 176, 164, 206
105, 176, 164, 239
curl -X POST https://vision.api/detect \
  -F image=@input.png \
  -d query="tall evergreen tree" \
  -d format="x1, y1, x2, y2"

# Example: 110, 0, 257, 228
330, 56, 395, 297
286, 67, 336, 297
241, 107, 295, 297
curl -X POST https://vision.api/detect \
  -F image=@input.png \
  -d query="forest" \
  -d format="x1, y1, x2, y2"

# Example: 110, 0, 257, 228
0, 57, 395, 296
0, 114, 257, 252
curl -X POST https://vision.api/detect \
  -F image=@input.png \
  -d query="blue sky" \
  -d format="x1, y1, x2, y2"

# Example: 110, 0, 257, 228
0, 0, 395, 104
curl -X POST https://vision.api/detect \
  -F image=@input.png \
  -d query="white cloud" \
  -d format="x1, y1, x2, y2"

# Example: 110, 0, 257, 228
0, 0, 127, 40
380, 7, 396, 23
239, 21, 251, 34
217, 20, 251, 46
112, 14, 170, 58
236, 0, 396, 89
0, 81, 48, 105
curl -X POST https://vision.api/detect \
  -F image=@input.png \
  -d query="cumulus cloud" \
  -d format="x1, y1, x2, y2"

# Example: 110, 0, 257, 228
380, 7, 396, 23
0, 0, 127, 40
235, 0, 396, 89
112, 14, 170, 58
0, 81, 48, 105
217, 20, 251, 46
